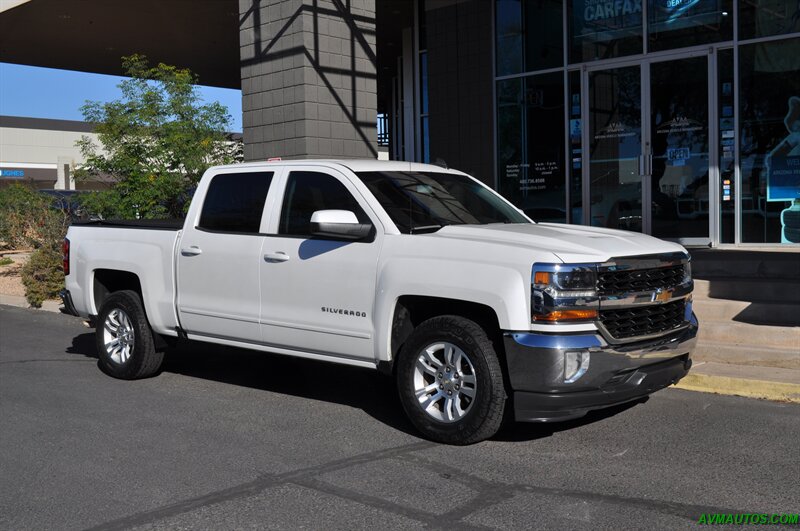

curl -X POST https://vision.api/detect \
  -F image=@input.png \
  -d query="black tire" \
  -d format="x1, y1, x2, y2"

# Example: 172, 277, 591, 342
396, 315, 506, 445
96, 290, 164, 379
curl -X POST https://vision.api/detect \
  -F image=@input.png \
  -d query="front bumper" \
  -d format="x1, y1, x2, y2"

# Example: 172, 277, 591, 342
503, 313, 698, 422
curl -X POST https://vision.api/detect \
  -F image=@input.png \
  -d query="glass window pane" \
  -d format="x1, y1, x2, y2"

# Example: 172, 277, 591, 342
524, 0, 564, 71
356, 171, 529, 233
496, 0, 524, 75
739, 0, 800, 39
419, 0, 427, 50
199, 172, 273, 233
588, 66, 643, 231
521, 72, 566, 222
718, 48, 735, 243
569, 0, 643, 63
648, 0, 732, 51
650, 56, 709, 241
568, 70, 583, 224
497, 78, 525, 203
739, 38, 800, 244
420, 52, 428, 115
421, 116, 430, 163
279, 172, 369, 236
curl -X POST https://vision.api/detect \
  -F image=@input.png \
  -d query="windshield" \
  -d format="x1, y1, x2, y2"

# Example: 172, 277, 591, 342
356, 171, 530, 234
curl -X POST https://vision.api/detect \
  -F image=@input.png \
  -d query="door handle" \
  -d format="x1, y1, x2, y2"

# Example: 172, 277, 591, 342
638, 154, 652, 177
264, 252, 290, 263
181, 246, 202, 256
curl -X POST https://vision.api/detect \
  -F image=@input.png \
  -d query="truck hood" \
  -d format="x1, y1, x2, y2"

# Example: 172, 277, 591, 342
431, 223, 686, 263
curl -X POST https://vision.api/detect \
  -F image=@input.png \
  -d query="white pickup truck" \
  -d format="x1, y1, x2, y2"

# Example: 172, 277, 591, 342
63, 160, 697, 444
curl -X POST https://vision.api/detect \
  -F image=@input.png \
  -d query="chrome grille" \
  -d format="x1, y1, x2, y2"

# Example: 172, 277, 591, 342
597, 265, 684, 295
600, 300, 686, 340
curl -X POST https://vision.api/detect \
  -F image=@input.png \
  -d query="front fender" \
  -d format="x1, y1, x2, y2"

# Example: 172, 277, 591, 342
373, 257, 531, 362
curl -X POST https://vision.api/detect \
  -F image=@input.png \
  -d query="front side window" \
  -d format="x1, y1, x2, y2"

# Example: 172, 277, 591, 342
198, 172, 273, 233
356, 171, 530, 233
279, 171, 370, 236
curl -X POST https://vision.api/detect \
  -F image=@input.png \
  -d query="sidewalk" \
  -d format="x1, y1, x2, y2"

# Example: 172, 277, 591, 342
0, 293, 62, 313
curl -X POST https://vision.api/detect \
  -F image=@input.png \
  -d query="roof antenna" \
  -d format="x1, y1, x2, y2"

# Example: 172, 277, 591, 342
433, 158, 448, 169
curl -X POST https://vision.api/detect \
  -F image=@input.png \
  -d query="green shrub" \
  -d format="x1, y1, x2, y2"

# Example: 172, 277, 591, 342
0, 257, 13, 266
0, 183, 49, 249
21, 246, 64, 308
0, 183, 70, 306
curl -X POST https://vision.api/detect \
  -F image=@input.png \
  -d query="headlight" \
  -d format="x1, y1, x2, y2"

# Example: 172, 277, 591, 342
683, 255, 692, 284
531, 264, 599, 322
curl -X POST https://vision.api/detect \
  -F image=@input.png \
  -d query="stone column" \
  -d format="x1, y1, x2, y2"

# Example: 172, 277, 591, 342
56, 156, 74, 190
239, 0, 377, 161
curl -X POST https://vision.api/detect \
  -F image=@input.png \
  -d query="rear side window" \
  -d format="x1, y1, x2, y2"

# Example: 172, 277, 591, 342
198, 172, 273, 233
279, 171, 370, 236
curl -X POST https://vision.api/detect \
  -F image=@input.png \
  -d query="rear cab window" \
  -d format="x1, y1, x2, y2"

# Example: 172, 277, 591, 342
198, 172, 274, 233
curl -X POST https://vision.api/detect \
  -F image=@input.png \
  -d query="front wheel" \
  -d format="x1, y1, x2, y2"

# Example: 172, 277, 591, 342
96, 290, 164, 379
396, 315, 506, 445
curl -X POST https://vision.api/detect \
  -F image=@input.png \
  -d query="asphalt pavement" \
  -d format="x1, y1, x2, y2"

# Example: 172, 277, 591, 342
1, 305, 798, 530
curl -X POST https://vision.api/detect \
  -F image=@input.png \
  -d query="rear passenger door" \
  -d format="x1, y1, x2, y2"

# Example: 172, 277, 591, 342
259, 167, 382, 360
177, 170, 277, 343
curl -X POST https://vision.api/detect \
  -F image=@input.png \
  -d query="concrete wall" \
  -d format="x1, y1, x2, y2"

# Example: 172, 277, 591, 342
239, 0, 377, 161
0, 117, 100, 189
0, 126, 96, 166
425, 0, 494, 186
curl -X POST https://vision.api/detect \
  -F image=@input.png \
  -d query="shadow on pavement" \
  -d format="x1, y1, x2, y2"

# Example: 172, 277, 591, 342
66, 332, 648, 443
494, 397, 648, 442
67, 332, 418, 437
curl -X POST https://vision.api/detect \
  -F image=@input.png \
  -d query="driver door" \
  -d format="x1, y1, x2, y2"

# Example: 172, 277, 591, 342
259, 166, 382, 360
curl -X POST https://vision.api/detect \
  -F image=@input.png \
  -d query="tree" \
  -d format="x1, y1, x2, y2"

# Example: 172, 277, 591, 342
77, 55, 242, 219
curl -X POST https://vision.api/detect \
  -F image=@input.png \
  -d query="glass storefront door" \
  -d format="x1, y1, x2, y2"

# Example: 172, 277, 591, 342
585, 65, 644, 231
649, 55, 710, 244
583, 52, 712, 244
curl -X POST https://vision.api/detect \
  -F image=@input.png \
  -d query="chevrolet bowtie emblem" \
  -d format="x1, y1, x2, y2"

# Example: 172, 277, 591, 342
652, 289, 672, 302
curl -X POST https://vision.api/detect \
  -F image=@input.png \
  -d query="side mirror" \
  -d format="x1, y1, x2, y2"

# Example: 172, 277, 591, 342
310, 210, 372, 241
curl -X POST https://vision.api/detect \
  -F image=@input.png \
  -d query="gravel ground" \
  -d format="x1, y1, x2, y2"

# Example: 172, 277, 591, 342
0, 253, 27, 297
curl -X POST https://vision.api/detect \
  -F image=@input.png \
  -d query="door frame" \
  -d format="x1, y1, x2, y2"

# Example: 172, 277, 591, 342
580, 47, 717, 246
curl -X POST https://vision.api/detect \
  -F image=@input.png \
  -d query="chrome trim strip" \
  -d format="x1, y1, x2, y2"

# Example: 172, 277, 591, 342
599, 281, 693, 308
507, 333, 605, 350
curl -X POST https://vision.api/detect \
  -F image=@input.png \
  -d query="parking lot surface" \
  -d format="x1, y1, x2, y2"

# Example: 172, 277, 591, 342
1, 305, 798, 530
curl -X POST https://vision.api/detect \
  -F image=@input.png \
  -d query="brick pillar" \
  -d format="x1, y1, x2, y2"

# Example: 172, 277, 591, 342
239, 0, 377, 161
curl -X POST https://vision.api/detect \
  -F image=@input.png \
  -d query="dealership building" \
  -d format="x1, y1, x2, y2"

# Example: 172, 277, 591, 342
0, 0, 798, 247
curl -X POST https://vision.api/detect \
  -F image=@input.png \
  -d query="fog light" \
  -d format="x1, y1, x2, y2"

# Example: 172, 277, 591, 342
564, 351, 590, 383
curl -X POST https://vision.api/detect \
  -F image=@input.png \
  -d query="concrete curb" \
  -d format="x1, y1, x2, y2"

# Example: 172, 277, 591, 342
0, 294, 62, 313
675, 374, 800, 403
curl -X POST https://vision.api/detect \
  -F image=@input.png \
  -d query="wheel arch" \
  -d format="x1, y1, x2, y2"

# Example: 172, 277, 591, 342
381, 295, 504, 375
93, 269, 143, 314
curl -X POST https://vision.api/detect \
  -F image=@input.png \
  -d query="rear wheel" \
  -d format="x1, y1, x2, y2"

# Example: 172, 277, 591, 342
96, 290, 164, 379
396, 315, 506, 445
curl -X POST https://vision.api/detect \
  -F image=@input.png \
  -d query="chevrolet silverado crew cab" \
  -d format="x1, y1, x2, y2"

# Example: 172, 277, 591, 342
62, 160, 697, 445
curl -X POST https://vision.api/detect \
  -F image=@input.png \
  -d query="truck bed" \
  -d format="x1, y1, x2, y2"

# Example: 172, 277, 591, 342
66, 222, 182, 335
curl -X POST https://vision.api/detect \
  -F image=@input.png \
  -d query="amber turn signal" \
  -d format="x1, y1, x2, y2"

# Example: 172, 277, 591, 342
533, 309, 598, 321
533, 271, 550, 285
